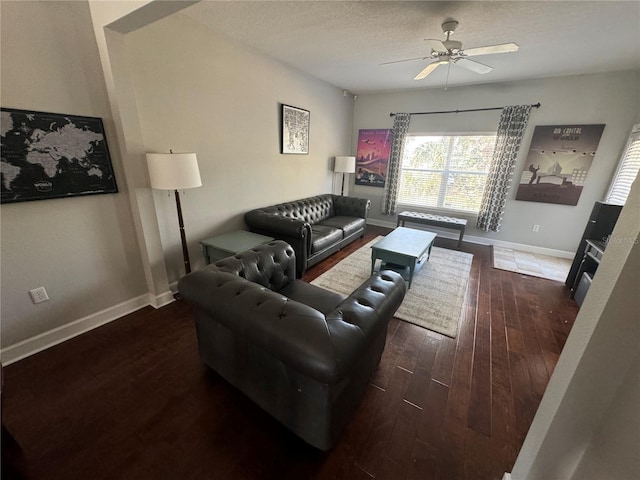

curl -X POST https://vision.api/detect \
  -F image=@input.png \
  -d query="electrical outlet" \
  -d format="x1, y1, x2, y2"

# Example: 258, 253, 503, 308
532, 224, 540, 232
29, 287, 49, 304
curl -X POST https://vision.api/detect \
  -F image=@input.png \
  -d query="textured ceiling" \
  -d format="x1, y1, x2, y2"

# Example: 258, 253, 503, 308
181, 1, 640, 93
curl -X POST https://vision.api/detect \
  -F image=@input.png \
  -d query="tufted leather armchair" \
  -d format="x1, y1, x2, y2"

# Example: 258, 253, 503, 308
244, 194, 370, 277
177, 240, 406, 450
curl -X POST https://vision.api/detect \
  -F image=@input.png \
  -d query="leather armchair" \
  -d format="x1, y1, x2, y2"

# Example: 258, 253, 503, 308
177, 240, 406, 450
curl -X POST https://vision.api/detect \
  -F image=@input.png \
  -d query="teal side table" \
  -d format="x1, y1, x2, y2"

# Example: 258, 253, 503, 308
200, 230, 274, 264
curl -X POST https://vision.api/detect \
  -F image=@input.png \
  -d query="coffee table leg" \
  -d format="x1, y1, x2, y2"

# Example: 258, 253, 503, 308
371, 251, 377, 275
408, 261, 415, 289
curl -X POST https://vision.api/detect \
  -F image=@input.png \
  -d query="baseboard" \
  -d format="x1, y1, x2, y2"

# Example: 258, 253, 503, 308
149, 289, 175, 309
366, 219, 574, 259
366, 217, 399, 229
502, 473, 512, 480
1, 294, 152, 365
489, 238, 574, 259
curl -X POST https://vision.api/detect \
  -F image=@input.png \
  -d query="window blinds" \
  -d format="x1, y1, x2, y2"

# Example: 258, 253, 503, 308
605, 125, 640, 205
397, 134, 496, 213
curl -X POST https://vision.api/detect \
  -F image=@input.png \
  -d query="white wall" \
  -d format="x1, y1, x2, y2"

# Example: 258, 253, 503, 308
0, 1, 147, 349
569, 349, 640, 480
88, 0, 175, 309
510, 176, 640, 479
125, 10, 354, 283
0, 0, 353, 359
352, 71, 639, 253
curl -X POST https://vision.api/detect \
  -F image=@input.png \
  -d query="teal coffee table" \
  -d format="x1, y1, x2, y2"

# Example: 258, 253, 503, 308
201, 230, 274, 264
371, 227, 437, 288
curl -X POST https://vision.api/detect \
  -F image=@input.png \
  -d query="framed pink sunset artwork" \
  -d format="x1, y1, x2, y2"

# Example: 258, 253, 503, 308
355, 129, 393, 187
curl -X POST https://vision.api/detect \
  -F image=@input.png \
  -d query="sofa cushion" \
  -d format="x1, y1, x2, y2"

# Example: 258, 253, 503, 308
310, 225, 343, 254
317, 216, 366, 238
279, 280, 346, 315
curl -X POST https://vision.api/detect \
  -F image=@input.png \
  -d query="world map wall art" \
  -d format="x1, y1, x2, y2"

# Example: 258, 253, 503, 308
1, 108, 118, 204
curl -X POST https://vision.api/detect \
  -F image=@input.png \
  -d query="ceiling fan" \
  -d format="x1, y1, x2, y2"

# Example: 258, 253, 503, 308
382, 20, 519, 81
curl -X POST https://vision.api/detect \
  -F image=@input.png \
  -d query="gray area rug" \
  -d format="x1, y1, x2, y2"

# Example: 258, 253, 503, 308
311, 237, 473, 337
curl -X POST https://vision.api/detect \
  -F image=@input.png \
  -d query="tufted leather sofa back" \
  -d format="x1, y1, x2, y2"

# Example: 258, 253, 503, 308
265, 194, 335, 225
211, 241, 296, 292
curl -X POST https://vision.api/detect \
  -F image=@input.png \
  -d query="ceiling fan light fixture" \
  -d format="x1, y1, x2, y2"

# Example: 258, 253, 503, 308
441, 20, 459, 35
383, 19, 518, 81
443, 39, 462, 51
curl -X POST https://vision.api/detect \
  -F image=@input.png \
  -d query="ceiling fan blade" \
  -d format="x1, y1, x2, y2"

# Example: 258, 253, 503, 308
424, 39, 447, 51
462, 42, 519, 57
455, 57, 493, 74
414, 61, 445, 80
380, 56, 429, 66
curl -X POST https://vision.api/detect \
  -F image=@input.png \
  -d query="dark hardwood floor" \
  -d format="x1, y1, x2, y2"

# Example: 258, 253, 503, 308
1, 225, 578, 479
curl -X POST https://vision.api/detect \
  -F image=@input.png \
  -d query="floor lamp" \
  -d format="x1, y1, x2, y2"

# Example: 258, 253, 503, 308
146, 152, 202, 275
334, 156, 356, 196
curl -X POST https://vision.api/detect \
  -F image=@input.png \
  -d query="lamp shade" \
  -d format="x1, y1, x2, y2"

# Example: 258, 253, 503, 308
146, 152, 202, 190
334, 156, 356, 173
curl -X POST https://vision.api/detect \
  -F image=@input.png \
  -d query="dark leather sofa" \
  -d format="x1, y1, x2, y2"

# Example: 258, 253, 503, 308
244, 194, 370, 277
177, 241, 406, 450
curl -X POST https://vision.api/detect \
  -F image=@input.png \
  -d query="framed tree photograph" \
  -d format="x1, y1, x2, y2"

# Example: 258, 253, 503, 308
281, 104, 310, 154
1, 107, 118, 204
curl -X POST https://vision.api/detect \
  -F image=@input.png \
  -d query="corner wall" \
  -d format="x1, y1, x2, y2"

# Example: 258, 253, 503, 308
352, 71, 639, 253
125, 11, 353, 283
510, 175, 640, 479
0, 0, 147, 350
569, 349, 640, 480
1, 0, 354, 359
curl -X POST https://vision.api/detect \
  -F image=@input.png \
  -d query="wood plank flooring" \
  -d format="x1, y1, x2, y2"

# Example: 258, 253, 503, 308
1, 225, 578, 479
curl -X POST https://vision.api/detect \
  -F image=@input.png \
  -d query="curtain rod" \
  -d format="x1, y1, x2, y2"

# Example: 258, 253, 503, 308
389, 102, 541, 117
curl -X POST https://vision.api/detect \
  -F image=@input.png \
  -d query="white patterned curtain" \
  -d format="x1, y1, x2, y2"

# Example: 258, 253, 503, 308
476, 105, 532, 232
382, 113, 411, 215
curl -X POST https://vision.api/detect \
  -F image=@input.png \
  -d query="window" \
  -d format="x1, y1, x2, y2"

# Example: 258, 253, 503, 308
398, 134, 496, 213
605, 125, 640, 206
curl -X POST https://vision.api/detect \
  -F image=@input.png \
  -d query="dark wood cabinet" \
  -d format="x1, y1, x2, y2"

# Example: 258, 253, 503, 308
570, 239, 606, 301
566, 201, 622, 288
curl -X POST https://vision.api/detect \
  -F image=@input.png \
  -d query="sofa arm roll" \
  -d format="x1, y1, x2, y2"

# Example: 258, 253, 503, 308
324, 270, 406, 377
333, 195, 371, 219
245, 209, 310, 239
